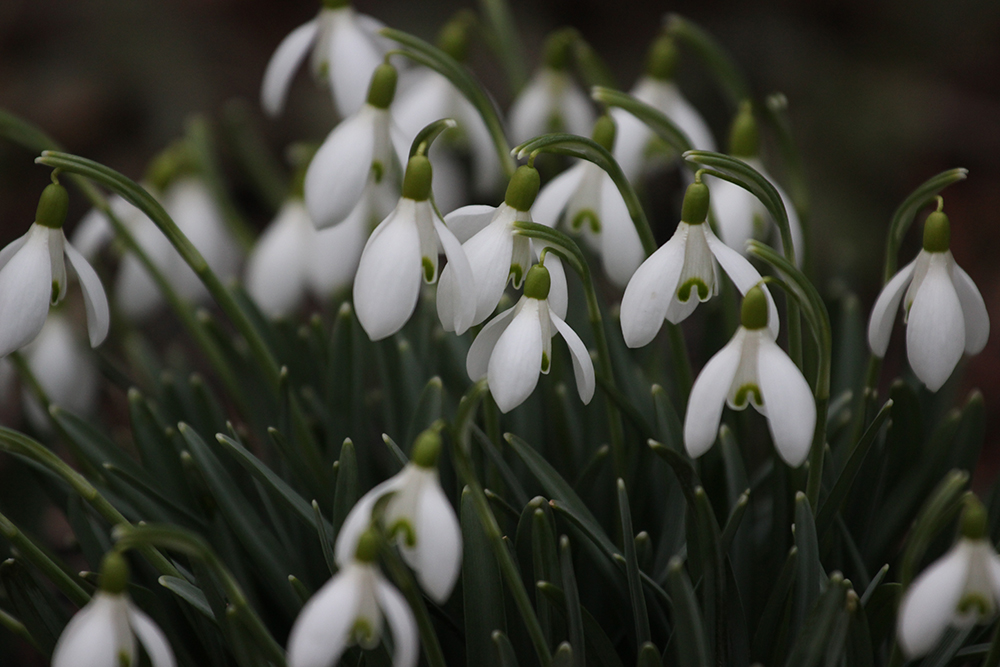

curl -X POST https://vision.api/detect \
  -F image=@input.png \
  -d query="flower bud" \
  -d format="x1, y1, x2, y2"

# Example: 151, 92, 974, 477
35, 183, 69, 229
504, 165, 541, 212
524, 264, 551, 300
741, 286, 769, 330
728, 100, 759, 158
366, 63, 398, 110
681, 180, 710, 224
922, 211, 951, 253
402, 155, 433, 201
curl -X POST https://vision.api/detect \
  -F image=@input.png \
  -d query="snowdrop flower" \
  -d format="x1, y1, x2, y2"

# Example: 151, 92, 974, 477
897, 497, 1000, 658
305, 62, 408, 230
336, 429, 462, 602
684, 286, 815, 466
0, 183, 109, 358
466, 263, 595, 413
509, 30, 595, 144
354, 155, 475, 340
289, 529, 418, 667
21, 312, 99, 430
612, 34, 716, 182
620, 179, 778, 348
245, 199, 318, 318
52, 552, 175, 667
531, 115, 644, 288
868, 208, 989, 391
261, 0, 389, 119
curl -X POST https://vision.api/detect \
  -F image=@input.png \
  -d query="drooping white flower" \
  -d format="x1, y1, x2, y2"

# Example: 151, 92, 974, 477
52, 552, 175, 667
467, 264, 595, 413
261, 0, 390, 119
897, 498, 1000, 658
531, 115, 644, 288
612, 34, 715, 182
353, 155, 475, 340
245, 199, 317, 318
620, 179, 778, 348
289, 530, 418, 667
21, 312, 99, 430
868, 209, 989, 391
335, 429, 462, 602
0, 183, 109, 358
684, 286, 815, 467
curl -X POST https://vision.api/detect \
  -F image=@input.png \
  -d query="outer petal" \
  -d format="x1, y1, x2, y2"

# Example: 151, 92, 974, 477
24, 314, 98, 420
406, 477, 462, 603
559, 81, 597, 138
245, 201, 313, 318
708, 176, 757, 253
756, 337, 816, 467
128, 604, 177, 667
52, 593, 132, 667
684, 331, 744, 458
305, 108, 377, 229
620, 229, 687, 348
662, 82, 716, 151
508, 73, 550, 144
393, 71, 450, 140
610, 105, 652, 183
335, 475, 407, 566
705, 229, 779, 338
906, 255, 965, 391
867, 259, 917, 357
0, 230, 29, 272
261, 19, 319, 117
69, 206, 114, 260
458, 94, 503, 194
530, 164, 584, 228
433, 216, 476, 334
443, 205, 496, 244
540, 250, 568, 321
0, 225, 52, 357
64, 240, 111, 347
550, 312, 595, 404
328, 9, 385, 118
950, 261, 990, 354
488, 300, 543, 412
462, 216, 516, 324
466, 306, 516, 380
308, 198, 371, 296
897, 542, 972, 658
598, 174, 645, 288
374, 578, 419, 667
287, 568, 362, 667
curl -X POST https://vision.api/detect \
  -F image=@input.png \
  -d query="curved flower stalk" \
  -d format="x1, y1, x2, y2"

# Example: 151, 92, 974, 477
531, 115, 644, 288
684, 286, 815, 466
336, 429, 462, 603
620, 178, 778, 348
612, 34, 716, 182
508, 31, 595, 145
354, 155, 476, 340
261, 0, 390, 119
289, 528, 417, 667
0, 183, 108, 358
898, 497, 1000, 658
52, 552, 176, 667
466, 263, 594, 413
868, 208, 989, 391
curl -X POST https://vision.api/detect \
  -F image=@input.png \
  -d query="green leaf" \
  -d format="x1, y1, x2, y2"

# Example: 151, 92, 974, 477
899, 469, 969, 588
651, 385, 683, 453
332, 438, 359, 536
537, 582, 625, 667
404, 376, 443, 454
0, 512, 90, 608
793, 492, 825, 631
751, 546, 797, 664
493, 630, 521, 667
948, 391, 986, 475
617, 479, 650, 649
783, 574, 850, 667
159, 575, 215, 619
665, 557, 711, 667
559, 536, 585, 667
463, 489, 506, 667
476, 0, 528, 92
0, 558, 67, 656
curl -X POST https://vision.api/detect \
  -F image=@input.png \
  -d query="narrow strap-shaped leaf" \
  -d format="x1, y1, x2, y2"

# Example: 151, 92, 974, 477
783, 574, 850, 667
721, 490, 750, 552
692, 486, 727, 665
651, 386, 683, 453
752, 546, 798, 663
471, 425, 530, 508
793, 492, 825, 632
312, 501, 337, 576
463, 488, 506, 667
404, 376, 444, 450
531, 508, 559, 646
899, 469, 969, 588
476, 0, 528, 92
665, 557, 711, 667
665, 13, 750, 105
0, 558, 68, 656
332, 438, 359, 535
381, 433, 409, 471
719, 425, 749, 508
492, 630, 521, 667
537, 582, 626, 667
158, 575, 215, 620
559, 536, 586, 667
617, 479, 651, 649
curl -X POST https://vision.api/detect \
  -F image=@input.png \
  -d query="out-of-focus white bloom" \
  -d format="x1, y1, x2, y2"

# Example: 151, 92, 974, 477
0, 184, 109, 358
868, 209, 989, 391
620, 180, 777, 348
21, 312, 99, 430
245, 200, 317, 318
467, 264, 594, 413
684, 286, 815, 467
261, 0, 389, 118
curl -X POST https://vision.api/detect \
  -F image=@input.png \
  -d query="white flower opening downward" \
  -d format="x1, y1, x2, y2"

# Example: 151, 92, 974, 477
684, 286, 816, 467
867, 208, 989, 391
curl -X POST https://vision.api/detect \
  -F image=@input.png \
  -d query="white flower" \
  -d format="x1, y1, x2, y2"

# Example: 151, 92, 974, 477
260, 1, 389, 119
245, 199, 317, 318
867, 210, 989, 391
466, 264, 595, 413
620, 180, 777, 348
335, 429, 462, 603
353, 155, 476, 340
684, 286, 815, 467
0, 184, 109, 358
21, 312, 99, 430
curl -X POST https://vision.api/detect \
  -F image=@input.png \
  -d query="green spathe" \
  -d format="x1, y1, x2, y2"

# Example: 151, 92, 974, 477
923, 211, 951, 253
960, 496, 988, 540
741, 286, 769, 330
402, 155, 433, 201
504, 165, 541, 211
524, 264, 551, 300
354, 529, 381, 563
543, 30, 574, 71
99, 552, 130, 595
591, 115, 617, 152
366, 63, 398, 110
646, 34, 678, 81
411, 428, 442, 468
35, 183, 69, 229
729, 100, 759, 158
681, 181, 710, 224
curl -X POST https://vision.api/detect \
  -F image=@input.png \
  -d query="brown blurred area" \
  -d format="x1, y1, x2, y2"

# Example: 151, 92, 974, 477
0, 0, 998, 465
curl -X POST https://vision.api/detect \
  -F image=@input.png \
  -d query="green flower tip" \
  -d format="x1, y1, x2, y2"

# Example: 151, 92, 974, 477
646, 34, 678, 81
680, 181, 710, 224
729, 100, 759, 158
543, 29, 575, 71
411, 428, 442, 468
504, 165, 540, 211
366, 63, 398, 109
960, 495, 988, 540
741, 286, 769, 330
524, 264, 551, 300
402, 155, 433, 201
591, 115, 617, 152
436, 12, 474, 62
35, 183, 69, 229
322, 0, 349, 9
923, 211, 951, 253
99, 552, 130, 595
354, 528, 381, 563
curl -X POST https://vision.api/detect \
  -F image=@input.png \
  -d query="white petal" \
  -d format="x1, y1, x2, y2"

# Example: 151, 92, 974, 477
460, 95, 503, 194
559, 80, 596, 137
950, 261, 990, 354
23, 314, 98, 418
756, 336, 815, 467
328, 9, 385, 118
64, 239, 110, 347
867, 259, 917, 358
261, 19, 319, 117
69, 206, 115, 261
550, 311, 595, 404
540, 250, 568, 321
705, 229, 779, 338
374, 579, 419, 667
433, 216, 476, 334
488, 300, 543, 412
128, 604, 177, 667
287, 567, 363, 667
531, 164, 584, 229
0, 230, 29, 272
906, 254, 965, 391
463, 213, 516, 325
393, 71, 450, 140
610, 105, 652, 183
653, 80, 716, 151
466, 307, 517, 380
308, 198, 372, 296
406, 475, 462, 603
114, 213, 173, 320
52, 593, 132, 667
598, 174, 644, 288
48, 228, 68, 304
897, 541, 972, 658
508, 72, 551, 144
335, 475, 407, 566
305, 108, 377, 229
443, 205, 496, 244
684, 331, 744, 458
708, 176, 757, 253
245, 201, 313, 318
620, 228, 687, 348
0, 224, 52, 357
427, 146, 467, 214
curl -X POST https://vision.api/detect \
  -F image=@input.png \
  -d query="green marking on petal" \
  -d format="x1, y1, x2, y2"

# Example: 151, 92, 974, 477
733, 384, 762, 409
118, 649, 132, 667
571, 210, 600, 233
541, 352, 550, 373
677, 278, 709, 303
422, 257, 435, 283
352, 618, 377, 648
389, 519, 417, 547
752, 212, 767, 237
509, 264, 524, 288
958, 592, 992, 617
51, 281, 61, 305
371, 161, 384, 184
317, 61, 329, 78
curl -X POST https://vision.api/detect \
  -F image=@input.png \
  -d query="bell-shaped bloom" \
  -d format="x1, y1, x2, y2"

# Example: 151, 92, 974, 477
336, 429, 461, 602
261, 1, 389, 119
620, 180, 777, 348
467, 264, 594, 413
684, 286, 815, 467
0, 184, 109, 358
868, 210, 989, 391
289, 531, 418, 667
245, 199, 318, 318
354, 156, 476, 340
21, 312, 99, 430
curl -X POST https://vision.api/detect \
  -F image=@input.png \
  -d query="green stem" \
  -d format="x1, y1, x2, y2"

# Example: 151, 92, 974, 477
0, 510, 91, 607
475, 0, 528, 93
665, 323, 693, 412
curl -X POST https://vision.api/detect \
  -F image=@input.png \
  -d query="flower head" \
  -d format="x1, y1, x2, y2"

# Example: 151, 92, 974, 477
684, 286, 816, 467
21, 312, 99, 430
867, 209, 989, 391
